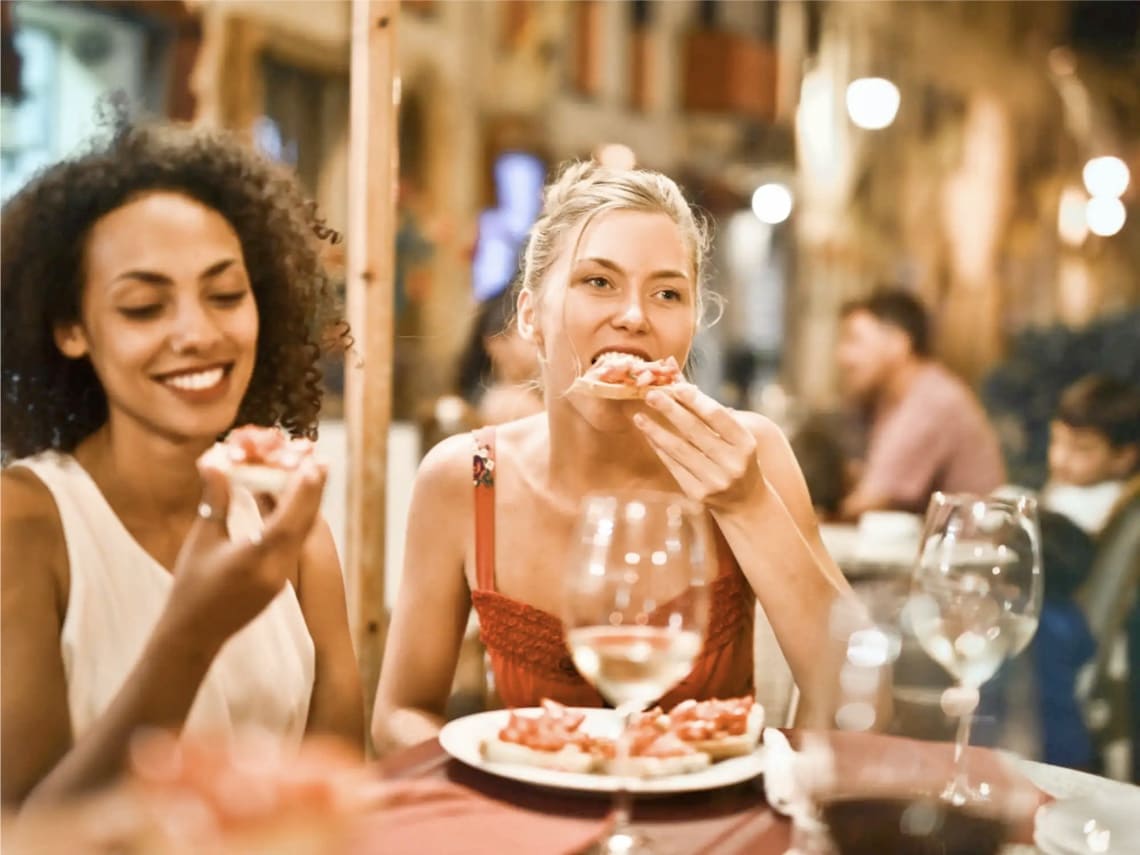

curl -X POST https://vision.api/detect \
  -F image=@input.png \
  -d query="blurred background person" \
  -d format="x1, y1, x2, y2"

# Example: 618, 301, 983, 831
454, 285, 543, 428
835, 288, 1006, 520
1043, 374, 1140, 535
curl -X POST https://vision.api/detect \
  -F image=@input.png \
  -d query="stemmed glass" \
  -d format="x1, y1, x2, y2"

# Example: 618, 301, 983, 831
908, 492, 1043, 806
562, 490, 712, 855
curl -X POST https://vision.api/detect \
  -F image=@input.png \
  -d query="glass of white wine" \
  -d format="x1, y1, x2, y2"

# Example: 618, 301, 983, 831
908, 492, 1042, 806
562, 490, 712, 855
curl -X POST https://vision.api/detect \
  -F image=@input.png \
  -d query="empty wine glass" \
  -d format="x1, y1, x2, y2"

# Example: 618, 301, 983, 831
909, 492, 1042, 806
562, 490, 712, 855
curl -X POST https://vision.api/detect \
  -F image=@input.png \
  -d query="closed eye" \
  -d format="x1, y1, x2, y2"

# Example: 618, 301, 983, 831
210, 290, 250, 307
117, 304, 164, 320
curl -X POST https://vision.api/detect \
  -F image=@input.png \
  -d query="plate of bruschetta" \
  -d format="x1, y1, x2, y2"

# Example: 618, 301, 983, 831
439, 697, 766, 794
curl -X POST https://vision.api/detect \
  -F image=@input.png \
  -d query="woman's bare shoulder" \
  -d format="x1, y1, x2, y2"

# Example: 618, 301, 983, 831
415, 431, 479, 498
1, 467, 68, 602
731, 410, 789, 449
2, 466, 64, 541
731, 410, 808, 486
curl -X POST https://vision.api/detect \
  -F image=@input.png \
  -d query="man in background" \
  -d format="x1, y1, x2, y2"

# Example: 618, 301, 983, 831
835, 288, 1005, 519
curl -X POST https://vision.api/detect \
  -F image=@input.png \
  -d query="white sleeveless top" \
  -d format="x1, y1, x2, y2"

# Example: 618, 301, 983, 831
15, 452, 315, 746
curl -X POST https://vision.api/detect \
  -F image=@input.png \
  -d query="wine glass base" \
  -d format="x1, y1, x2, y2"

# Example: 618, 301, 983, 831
595, 829, 655, 855
940, 778, 992, 807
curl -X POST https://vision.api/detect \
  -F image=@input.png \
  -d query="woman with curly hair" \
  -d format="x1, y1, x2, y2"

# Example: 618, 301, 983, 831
0, 117, 363, 807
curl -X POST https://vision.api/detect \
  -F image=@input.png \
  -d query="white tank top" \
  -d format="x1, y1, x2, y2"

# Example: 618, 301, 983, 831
15, 452, 315, 746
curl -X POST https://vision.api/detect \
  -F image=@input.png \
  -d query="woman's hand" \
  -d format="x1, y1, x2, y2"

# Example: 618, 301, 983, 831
633, 384, 763, 511
160, 456, 328, 652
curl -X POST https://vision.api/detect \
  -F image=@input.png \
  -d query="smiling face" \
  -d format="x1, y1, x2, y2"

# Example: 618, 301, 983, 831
53, 191, 258, 445
520, 209, 696, 423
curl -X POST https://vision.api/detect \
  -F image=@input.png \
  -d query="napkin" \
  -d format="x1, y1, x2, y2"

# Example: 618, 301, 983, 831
346, 780, 606, 855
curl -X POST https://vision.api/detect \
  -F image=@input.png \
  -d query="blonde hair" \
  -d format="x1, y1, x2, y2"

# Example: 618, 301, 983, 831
518, 161, 714, 324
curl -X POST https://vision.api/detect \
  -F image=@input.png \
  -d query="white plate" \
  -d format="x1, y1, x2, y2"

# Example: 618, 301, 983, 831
439, 708, 765, 794
1034, 790, 1140, 854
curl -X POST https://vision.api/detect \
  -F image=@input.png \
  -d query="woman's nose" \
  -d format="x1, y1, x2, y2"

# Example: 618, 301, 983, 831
614, 293, 649, 331
170, 300, 222, 353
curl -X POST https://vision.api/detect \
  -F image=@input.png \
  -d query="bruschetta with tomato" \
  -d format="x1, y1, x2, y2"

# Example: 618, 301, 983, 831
570, 352, 684, 400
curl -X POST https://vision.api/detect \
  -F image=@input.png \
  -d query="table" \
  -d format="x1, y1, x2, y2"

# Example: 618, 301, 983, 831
819, 523, 918, 579
374, 730, 1052, 855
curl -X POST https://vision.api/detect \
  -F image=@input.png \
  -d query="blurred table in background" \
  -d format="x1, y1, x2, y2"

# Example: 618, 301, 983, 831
819, 520, 919, 579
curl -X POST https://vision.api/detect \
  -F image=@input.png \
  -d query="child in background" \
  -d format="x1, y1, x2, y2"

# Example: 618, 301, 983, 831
1032, 510, 1098, 770
1044, 375, 1140, 535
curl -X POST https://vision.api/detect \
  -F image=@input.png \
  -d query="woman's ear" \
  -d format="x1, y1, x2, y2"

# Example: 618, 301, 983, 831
53, 323, 90, 359
516, 289, 543, 350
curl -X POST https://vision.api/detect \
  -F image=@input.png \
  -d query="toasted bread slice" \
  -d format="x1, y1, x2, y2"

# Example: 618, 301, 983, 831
479, 737, 599, 774
603, 750, 711, 778
679, 703, 764, 760
569, 375, 668, 399
227, 463, 292, 497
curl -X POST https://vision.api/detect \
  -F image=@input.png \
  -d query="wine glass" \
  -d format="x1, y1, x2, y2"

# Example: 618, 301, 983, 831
908, 492, 1042, 806
562, 490, 712, 855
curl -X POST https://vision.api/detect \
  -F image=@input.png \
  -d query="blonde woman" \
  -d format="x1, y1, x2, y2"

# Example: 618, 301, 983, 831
373, 161, 853, 751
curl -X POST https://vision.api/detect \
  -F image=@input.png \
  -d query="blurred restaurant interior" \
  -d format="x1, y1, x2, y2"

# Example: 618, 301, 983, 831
2, 0, 1140, 849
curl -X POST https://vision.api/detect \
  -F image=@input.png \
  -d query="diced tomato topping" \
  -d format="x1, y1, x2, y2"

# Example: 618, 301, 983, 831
666, 696, 753, 741
586, 353, 682, 388
224, 426, 314, 468
498, 700, 613, 756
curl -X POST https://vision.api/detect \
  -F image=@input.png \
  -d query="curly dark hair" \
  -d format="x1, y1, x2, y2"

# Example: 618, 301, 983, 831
1, 115, 346, 459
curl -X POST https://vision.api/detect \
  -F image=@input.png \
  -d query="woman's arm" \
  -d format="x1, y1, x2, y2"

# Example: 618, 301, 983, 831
2, 469, 83, 805
2, 459, 328, 807
713, 413, 860, 724
371, 434, 473, 754
296, 517, 364, 750
2, 469, 221, 806
634, 387, 862, 724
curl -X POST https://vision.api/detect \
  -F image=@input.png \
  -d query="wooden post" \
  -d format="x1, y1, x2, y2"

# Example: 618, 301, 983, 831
346, 0, 398, 744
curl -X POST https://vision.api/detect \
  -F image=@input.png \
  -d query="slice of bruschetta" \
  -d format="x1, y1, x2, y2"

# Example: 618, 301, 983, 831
200, 425, 316, 497
479, 700, 613, 774
666, 696, 764, 761
604, 716, 710, 778
570, 352, 684, 400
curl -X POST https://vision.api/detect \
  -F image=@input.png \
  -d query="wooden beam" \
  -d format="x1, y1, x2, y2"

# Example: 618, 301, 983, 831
345, 0, 398, 749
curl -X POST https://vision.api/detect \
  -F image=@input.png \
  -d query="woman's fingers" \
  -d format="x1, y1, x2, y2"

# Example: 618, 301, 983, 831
644, 387, 736, 469
636, 385, 761, 508
260, 459, 328, 550
636, 419, 708, 497
669, 385, 754, 446
186, 459, 234, 550
634, 411, 726, 489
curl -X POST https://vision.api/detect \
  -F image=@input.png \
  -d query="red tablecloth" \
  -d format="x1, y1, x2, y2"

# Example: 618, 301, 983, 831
358, 730, 1046, 855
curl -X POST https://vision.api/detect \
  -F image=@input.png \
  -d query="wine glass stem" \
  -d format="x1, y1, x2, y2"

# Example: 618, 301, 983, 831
948, 704, 975, 804
610, 704, 639, 838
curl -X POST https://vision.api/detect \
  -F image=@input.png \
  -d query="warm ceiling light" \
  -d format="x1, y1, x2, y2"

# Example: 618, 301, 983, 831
1082, 156, 1130, 199
845, 77, 900, 130
751, 183, 793, 224
1086, 196, 1126, 237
